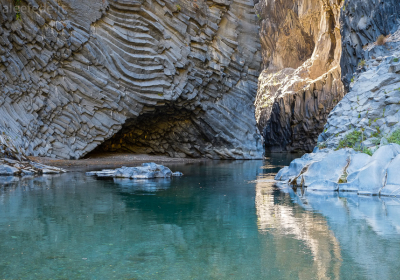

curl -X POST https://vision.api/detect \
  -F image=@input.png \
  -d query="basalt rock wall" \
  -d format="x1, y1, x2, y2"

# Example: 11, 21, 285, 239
340, 0, 400, 90
0, 0, 263, 160
255, 0, 344, 153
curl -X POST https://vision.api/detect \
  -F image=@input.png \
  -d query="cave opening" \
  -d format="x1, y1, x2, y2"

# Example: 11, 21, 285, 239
87, 106, 234, 159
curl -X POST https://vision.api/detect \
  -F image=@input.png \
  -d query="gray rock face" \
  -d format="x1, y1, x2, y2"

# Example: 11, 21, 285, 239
340, 0, 400, 89
319, 30, 400, 151
86, 162, 182, 179
276, 22, 400, 196
0, 157, 66, 176
275, 144, 400, 196
0, 0, 263, 159
254, 0, 344, 152
0, 164, 19, 175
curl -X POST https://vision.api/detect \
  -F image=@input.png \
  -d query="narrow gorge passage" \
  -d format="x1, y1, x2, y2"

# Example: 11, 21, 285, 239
254, 0, 344, 153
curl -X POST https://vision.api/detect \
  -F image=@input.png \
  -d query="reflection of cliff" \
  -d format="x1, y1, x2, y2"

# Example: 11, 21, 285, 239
256, 181, 341, 280
285, 190, 400, 279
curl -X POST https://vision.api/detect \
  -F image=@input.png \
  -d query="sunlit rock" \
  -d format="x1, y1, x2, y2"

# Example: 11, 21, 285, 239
275, 144, 400, 196
86, 162, 183, 179
254, 0, 344, 152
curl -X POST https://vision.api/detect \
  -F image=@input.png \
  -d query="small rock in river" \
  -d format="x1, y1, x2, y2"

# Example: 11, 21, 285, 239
86, 163, 183, 179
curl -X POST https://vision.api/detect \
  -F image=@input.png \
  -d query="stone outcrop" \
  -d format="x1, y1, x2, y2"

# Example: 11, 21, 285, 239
319, 30, 400, 151
0, 157, 65, 175
0, 0, 263, 160
276, 22, 400, 196
87, 162, 183, 179
0, 133, 65, 175
254, 0, 344, 152
340, 0, 400, 89
274, 145, 400, 196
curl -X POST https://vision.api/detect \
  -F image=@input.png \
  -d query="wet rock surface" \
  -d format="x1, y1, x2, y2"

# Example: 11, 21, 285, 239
0, 0, 263, 160
87, 162, 183, 179
275, 144, 400, 196
254, 0, 344, 152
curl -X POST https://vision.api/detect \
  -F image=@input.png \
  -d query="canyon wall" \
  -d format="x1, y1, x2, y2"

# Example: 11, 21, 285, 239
0, 0, 263, 159
340, 0, 400, 89
275, 1, 400, 196
254, 0, 344, 153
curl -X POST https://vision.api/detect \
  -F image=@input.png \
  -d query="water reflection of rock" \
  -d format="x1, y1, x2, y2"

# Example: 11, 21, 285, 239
256, 181, 342, 280
0, 161, 274, 279
276, 188, 400, 279
113, 178, 172, 193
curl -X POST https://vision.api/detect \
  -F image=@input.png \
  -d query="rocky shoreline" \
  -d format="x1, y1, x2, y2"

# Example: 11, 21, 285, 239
0, 135, 66, 177
275, 144, 400, 196
29, 153, 207, 172
275, 27, 400, 197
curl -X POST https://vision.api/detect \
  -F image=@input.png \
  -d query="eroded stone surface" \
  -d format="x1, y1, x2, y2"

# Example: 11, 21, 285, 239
319, 30, 400, 151
340, 0, 400, 89
0, 0, 263, 159
0, 157, 66, 176
254, 0, 344, 152
275, 144, 400, 196
87, 162, 182, 179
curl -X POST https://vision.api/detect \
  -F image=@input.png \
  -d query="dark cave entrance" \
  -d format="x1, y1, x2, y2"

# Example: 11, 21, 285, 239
88, 106, 233, 159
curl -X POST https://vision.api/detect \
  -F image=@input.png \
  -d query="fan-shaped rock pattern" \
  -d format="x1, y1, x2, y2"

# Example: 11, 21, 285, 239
0, 0, 263, 159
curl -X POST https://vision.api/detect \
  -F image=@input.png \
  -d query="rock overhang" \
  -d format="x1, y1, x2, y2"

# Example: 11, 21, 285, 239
0, 0, 264, 159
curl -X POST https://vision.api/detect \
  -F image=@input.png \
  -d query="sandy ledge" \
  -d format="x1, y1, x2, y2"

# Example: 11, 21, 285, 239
29, 153, 208, 172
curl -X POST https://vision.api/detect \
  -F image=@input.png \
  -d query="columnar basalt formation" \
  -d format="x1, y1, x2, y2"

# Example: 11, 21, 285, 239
0, 0, 263, 160
275, 2, 400, 196
340, 0, 400, 89
254, 0, 344, 152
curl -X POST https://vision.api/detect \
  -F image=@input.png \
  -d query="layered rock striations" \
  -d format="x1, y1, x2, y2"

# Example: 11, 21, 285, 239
0, 0, 263, 160
254, 0, 344, 152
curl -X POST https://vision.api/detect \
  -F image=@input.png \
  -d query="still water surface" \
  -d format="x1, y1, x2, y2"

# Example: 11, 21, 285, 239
1, 155, 400, 279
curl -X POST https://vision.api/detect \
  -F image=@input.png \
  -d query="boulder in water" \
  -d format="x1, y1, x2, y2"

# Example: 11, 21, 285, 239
86, 163, 183, 179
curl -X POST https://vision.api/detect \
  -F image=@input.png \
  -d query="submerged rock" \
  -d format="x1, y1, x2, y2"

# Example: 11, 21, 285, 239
86, 163, 183, 179
275, 144, 400, 196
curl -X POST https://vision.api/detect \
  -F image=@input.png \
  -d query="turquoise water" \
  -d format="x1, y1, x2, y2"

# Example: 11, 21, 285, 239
1, 155, 400, 279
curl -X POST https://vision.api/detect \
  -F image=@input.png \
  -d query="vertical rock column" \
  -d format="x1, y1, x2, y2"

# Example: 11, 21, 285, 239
254, 0, 344, 152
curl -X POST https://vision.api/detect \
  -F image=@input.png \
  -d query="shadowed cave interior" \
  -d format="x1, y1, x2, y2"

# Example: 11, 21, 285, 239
89, 106, 235, 159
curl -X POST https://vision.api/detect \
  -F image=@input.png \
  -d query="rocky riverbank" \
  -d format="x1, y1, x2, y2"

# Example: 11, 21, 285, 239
30, 153, 206, 172
275, 144, 400, 196
0, 134, 65, 177
275, 26, 400, 196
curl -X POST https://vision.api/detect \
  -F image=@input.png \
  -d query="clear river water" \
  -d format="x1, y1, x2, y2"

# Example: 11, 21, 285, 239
1, 155, 400, 279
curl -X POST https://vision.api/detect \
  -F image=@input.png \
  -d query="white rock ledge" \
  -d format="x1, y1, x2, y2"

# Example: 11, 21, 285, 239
275, 144, 400, 196
87, 163, 183, 179
0, 158, 66, 176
